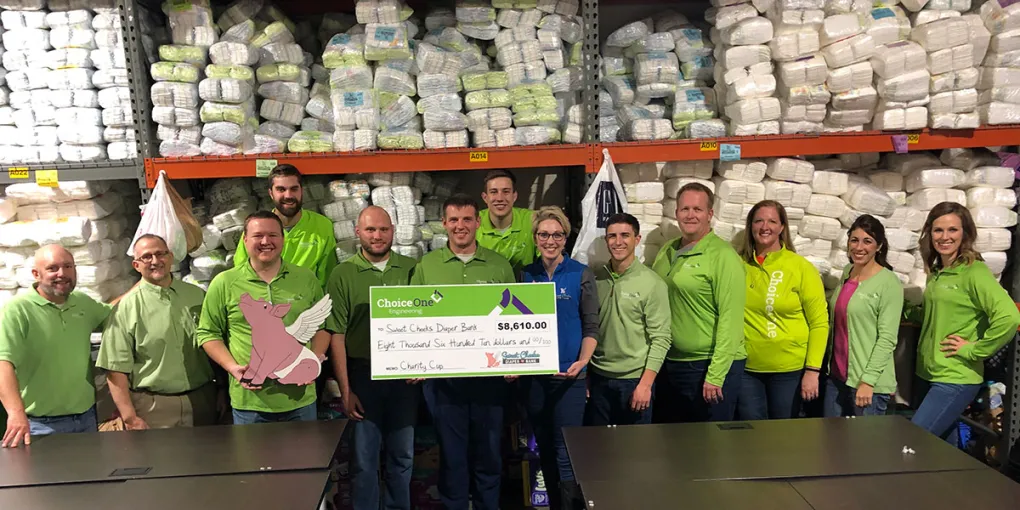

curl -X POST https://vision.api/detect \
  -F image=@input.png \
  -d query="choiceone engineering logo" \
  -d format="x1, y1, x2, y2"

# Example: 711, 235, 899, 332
376, 290, 442, 316
764, 270, 784, 338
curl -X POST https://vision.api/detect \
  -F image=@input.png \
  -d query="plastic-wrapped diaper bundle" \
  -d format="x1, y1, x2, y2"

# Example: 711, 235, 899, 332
816, 11, 877, 131
0, 180, 139, 302
150, 1, 218, 156
91, 8, 135, 160
906, 17, 979, 128
0, 9, 60, 163
975, 8, 1020, 125
255, 21, 312, 150
45, 9, 107, 162
713, 10, 782, 136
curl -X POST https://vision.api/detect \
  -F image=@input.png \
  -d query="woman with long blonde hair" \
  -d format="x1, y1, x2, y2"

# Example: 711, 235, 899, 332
911, 202, 1020, 440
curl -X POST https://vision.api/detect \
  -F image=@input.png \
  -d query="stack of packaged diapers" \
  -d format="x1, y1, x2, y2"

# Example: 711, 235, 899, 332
151, 0, 216, 156
819, 4, 877, 132
911, 16, 979, 128
615, 162, 666, 261
869, 6, 929, 130
941, 147, 1016, 278
670, 12, 722, 139
766, 0, 824, 134
202, 0, 268, 155
91, 4, 138, 160
601, 18, 646, 143
609, 16, 676, 141
45, 7, 103, 163
492, 3, 562, 146
1, 6, 59, 164
0, 180, 140, 305
537, 7, 584, 144
713, 0, 782, 136
977, 0, 1020, 124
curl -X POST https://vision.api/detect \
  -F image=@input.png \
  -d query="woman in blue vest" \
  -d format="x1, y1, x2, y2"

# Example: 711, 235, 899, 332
521, 205, 599, 510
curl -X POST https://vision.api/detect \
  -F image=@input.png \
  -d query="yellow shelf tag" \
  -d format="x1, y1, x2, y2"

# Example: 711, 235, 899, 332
8, 167, 28, 179
469, 151, 489, 162
36, 170, 58, 187
700, 141, 719, 151
906, 134, 920, 144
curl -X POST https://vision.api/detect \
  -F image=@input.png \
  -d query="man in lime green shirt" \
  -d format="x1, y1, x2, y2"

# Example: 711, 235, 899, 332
234, 164, 337, 287
198, 211, 331, 424
588, 213, 672, 426
98, 234, 217, 430
477, 169, 536, 272
651, 182, 746, 423
412, 194, 515, 510
326, 205, 419, 510
0, 244, 111, 447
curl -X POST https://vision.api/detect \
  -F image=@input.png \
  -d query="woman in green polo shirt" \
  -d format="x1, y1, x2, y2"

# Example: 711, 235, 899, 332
911, 202, 1020, 440
738, 200, 828, 420
824, 214, 902, 417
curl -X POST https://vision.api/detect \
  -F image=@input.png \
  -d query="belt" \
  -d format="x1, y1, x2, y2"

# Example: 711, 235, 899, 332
133, 382, 212, 398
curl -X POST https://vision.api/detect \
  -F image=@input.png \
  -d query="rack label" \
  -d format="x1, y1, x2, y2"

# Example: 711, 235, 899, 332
36, 170, 58, 187
469, 151, 489, 163
256, 159, 278, 178
7, 167, 28, 179
699, 141, 718, 151
891, 135, 909, 154
719, 143, 741, 161
906, 133, 920, 144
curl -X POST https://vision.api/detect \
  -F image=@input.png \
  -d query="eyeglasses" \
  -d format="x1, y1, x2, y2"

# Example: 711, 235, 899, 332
536, 232, 565, 241
135, 250, 169, 263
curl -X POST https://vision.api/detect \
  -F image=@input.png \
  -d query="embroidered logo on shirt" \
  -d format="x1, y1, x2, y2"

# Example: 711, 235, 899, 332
556, 287, 571, 300
622, 292, 641, 299
682, 262, 701, 269
764, 271, 784, 339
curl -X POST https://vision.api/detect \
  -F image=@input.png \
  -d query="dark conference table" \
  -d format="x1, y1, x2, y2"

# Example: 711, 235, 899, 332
0, 420, 347, 510
564, 416, 1020, 510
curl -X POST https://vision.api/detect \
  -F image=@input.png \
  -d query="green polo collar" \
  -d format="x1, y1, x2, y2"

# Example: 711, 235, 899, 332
480, 208, 527, 235
439, 243, 488, 263
351, 250, 410, 272
241, 259, 295, 282
26, 286, 66, 307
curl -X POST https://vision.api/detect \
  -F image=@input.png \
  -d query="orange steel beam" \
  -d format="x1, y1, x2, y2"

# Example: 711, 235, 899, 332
145, 144, 591, 187
593, 126, 1020, 171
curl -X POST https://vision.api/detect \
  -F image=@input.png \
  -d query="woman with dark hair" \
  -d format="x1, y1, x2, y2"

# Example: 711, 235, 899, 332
824, 214, 903, 417
738, 200, 829, 420
911, 202, 1020, 439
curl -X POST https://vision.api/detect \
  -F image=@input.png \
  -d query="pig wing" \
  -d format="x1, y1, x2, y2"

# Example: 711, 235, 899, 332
285, 294, 333, 344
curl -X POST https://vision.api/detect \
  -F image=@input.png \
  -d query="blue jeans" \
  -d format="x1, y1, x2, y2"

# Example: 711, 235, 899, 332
911, 379, 981, 441
422, 377, 506, 510
738, 369, 803, 420
585, 371, 652, 426
654, 358, 745, 423
347, 362, 419, 510
28, 406, 97, 436
823, 379, 891, 417
524, 375, 586, 506
231, 402, 318, 425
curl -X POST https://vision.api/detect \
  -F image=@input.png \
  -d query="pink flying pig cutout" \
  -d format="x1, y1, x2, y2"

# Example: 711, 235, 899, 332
238, 293, 333, 387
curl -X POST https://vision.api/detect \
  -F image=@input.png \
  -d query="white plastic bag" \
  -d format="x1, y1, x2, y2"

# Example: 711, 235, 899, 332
128, 170, 187, 261
572, 148, 628, 266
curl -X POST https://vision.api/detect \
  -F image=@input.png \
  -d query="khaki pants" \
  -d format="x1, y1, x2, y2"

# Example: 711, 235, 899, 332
129, 384, 218, 428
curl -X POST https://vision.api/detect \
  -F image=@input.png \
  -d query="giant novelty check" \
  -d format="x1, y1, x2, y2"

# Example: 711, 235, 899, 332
369, 283, 559, 379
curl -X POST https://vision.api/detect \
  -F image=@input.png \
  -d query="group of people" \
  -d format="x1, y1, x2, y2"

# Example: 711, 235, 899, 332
0, 164, 1018, 510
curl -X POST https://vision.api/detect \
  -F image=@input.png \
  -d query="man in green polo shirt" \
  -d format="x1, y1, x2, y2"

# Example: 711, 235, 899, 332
411, 194, 515, 510
477, 169, 536, 272
198, 211, 331, 424
326, 205, 418, 510
234, 164, 337, 287
97, 234, 216, 430
0, 244, 111, 447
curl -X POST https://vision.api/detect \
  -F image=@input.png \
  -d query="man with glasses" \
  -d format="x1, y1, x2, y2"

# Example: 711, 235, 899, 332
477, 169, 537, 272
97, 234, 217, 429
